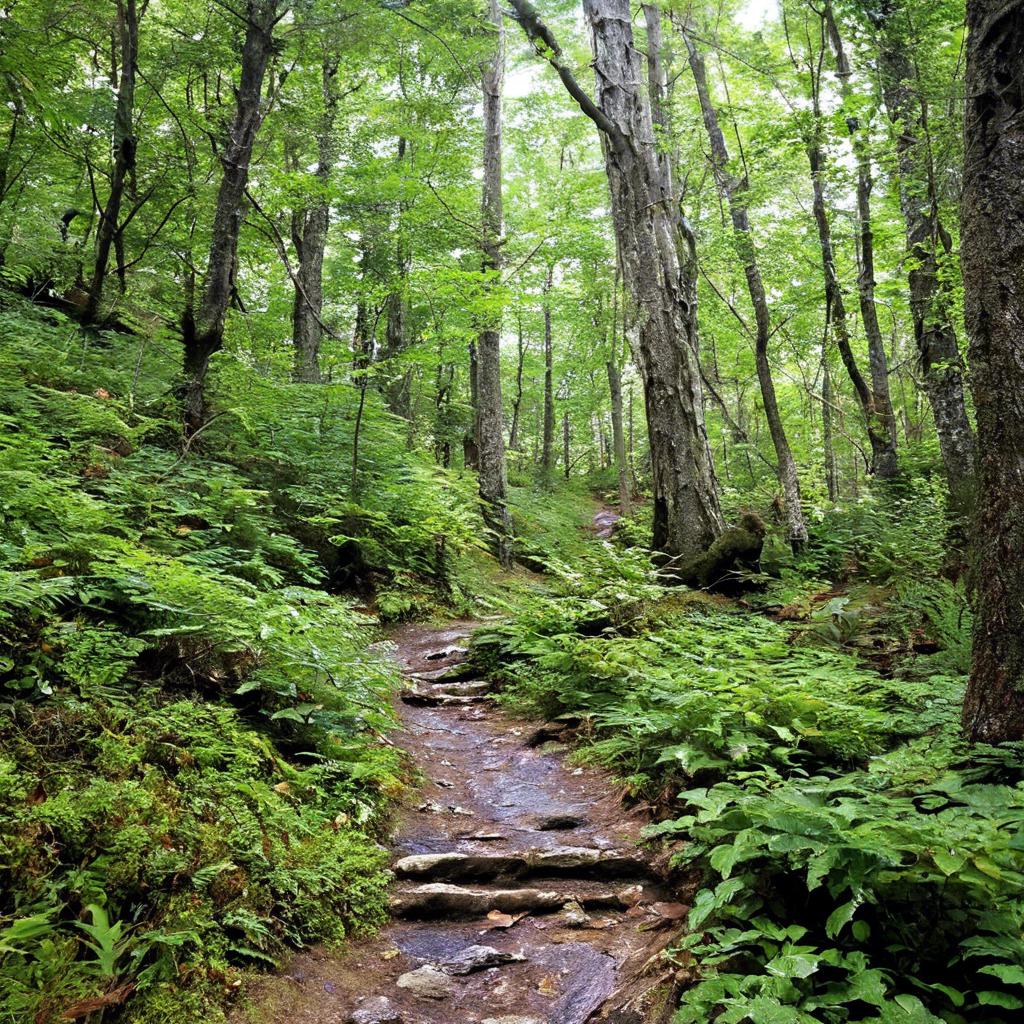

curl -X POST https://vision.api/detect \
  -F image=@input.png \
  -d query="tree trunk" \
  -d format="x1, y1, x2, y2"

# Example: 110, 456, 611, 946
607, 356, 631, 515
477, 0, 513, 566
822, 344, 839, 502
509, 313, 527, 450
510, 0, 723, 559
960, 0, 1024, 743
825, 4, 900, 468
876, 1, 976, 507
382, 137, 413, 416
84, 0, 139, 324
182, 0, 281, 431
683, 28, 807, 550
541, 263, 555, 474
563, 410, 570, 481
291, 58, 339, 384
806, 112, 897, 479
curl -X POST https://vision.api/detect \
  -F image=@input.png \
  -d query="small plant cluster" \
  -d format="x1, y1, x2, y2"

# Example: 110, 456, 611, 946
0, 297, 484, 1021
474, 524, 1024, 1024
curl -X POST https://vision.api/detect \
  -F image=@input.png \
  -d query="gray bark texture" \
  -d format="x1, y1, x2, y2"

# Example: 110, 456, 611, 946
683, 27, 807, 550
183, 0, 281, 430
85, 0, 139, 324
825, 4, 900, 468
477, 0, 513, 567
291, 59, 340, 384
960, 0, 1024, 743
509, 0, 723, 558
541, 264, 555, 473
876, 0, 976, 505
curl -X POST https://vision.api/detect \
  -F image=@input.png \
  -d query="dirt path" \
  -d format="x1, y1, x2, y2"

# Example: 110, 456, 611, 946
241, 620, 682, 1024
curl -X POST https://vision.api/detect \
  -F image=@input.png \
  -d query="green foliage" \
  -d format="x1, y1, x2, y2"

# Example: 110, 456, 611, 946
0, 297, 429, 1021
481, 559, 1021, 1023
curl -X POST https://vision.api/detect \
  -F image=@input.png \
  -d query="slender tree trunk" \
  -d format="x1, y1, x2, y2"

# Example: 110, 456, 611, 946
382, 137, 413, 416
876, 1, 976, 508
825, 4, 900, 467
563, 410, 570, 481
509, 313, 527, 450
607, 356, 631, 515
510, 0, 723, 559
822, 343, 839, 501
291, 58, 339, 384
805, 106, 896, 479
960, 0, 1024, 743
85, 0, 139, 324
541, 263, 555, 474
182, 0, 281, 430
477, 0, 513, 566
683, 28, 807, 550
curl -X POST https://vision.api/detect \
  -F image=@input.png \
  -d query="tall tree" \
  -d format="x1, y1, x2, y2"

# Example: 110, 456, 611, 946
290, 55, 342, 384
792, 9, 898, 480
873, 0, 977, 508
182, 0, 286, 430
84, 0, 141, 324
477, 0, 513, 566
681, 25, 808, 551
960, 0, 1024, 743
540, 262, 555, 474
824, 2, 900, 469
509, 0, 724, 559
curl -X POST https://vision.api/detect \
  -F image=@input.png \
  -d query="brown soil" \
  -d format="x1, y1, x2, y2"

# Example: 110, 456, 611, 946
236, 620, 686, 1024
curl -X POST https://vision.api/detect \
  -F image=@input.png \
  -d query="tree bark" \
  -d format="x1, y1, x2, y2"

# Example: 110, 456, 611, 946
563, 409, 570, 481
682, 28, 807, 550
291, 58, 340, 384
824, 4, 900, 468
477, 0, 513, 566
382, 137, 413, 416
960, 0, 1024, 743
84, 0, 140, 324
510, 0, 723, 559
607, 355, 631, 516
182, 0, 282, 431
875, 0, 976, 507
541, 263, 555, 474
509, 313, 527, 450
805, 103, 897, 479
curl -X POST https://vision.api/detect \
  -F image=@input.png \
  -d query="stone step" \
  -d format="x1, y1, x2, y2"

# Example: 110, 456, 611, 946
393, 846, 651, 883
400, 688, 487, 707
391, 880, 645, 919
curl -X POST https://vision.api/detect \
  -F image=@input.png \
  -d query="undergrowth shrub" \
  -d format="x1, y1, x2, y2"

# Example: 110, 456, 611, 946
0, 295, 449, 1021
478, 556, 1023, 1024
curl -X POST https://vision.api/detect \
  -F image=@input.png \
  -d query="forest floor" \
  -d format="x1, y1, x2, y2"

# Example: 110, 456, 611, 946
237, 537, 690, 1023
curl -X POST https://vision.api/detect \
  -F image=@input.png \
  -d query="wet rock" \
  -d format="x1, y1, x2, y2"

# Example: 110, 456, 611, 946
441, 944, 525, 975
393, 847, 647, 883
392, 882, 641, 918
349, 996, 403, 1023
433, 679, 493, 697
424, 645, 467, 661
395, 965, 451, 1000
533, 813, 586, 831
480, 1018, 543, 1024
401, 688, 484, 707
393, 852, 521, 881
559, 899, 591, 928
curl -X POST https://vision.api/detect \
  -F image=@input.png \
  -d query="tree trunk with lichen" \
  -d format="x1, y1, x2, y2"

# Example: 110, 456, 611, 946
876, 0, 976, 508
183, 0, 280, 431
960, 0, 1024, 743
477, 0, 513, 567
509, 0, 723, 559
683, 26, 807, 551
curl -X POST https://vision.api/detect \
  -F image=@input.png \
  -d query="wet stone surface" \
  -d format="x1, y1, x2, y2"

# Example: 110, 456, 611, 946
238, 621, 680, 1024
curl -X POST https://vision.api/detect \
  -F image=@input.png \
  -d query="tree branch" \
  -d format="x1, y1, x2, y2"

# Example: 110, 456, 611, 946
505, 0, 626, 147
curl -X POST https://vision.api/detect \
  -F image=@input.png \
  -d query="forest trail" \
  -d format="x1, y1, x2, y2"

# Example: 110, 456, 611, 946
241, 614, 682, 1024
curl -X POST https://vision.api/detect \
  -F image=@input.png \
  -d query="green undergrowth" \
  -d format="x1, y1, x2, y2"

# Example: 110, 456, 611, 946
0, 294, 495, 1022
472, 531, 1024, 1024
